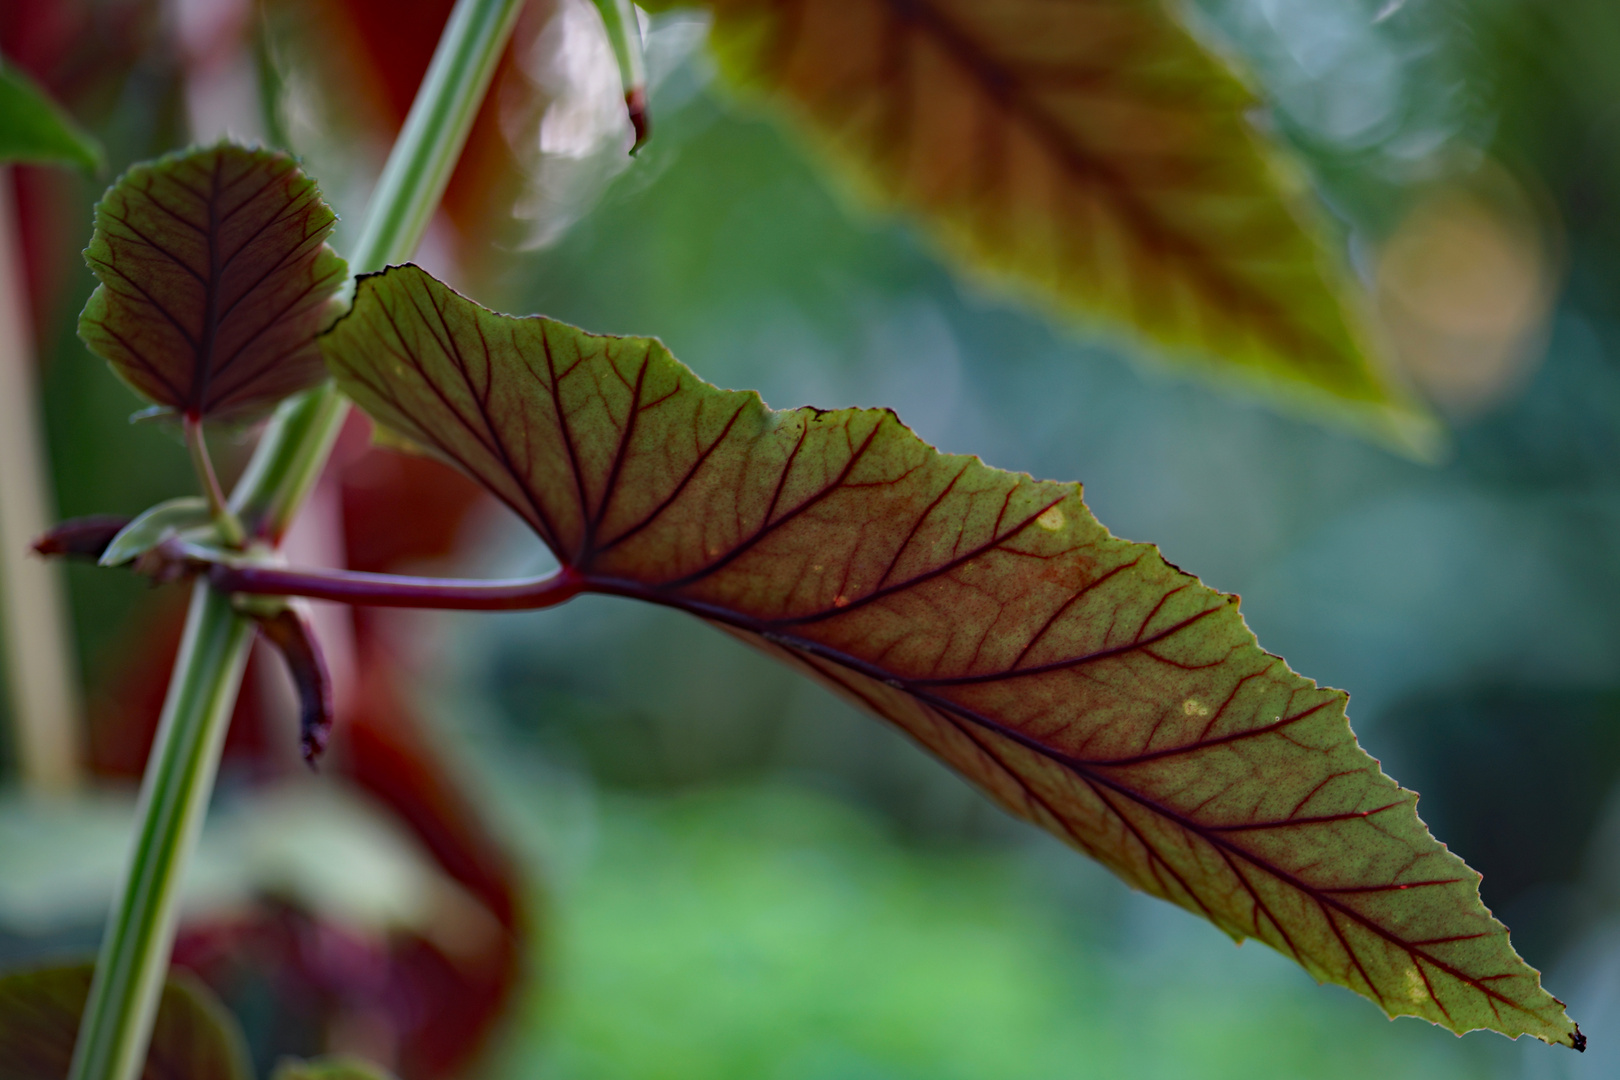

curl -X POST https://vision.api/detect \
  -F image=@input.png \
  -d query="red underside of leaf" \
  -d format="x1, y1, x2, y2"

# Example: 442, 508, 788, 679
320, 264, 1578, 1048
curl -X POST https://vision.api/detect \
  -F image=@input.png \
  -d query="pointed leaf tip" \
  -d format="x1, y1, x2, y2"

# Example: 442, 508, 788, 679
320, 264, 1578, 1047
78, 142, 348, 421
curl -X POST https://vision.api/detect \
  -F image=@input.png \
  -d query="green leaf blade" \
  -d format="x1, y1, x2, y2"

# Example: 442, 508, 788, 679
78, 143, 348, 422
0, 963, 251, 1080
0, 62, 104, 172
662, 0, 1432, 445
322, 264, 1578, 1047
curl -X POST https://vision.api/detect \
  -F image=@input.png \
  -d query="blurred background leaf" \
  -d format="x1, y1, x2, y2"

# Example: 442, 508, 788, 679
0, 962, 251, 1080
0, 61, 104, 171
642, 0, 1433, 449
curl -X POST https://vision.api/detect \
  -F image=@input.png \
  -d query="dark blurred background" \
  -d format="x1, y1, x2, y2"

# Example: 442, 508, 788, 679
4, 0, 1620, 1077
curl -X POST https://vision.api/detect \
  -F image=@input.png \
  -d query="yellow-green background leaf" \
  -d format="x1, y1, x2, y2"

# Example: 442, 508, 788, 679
657, 0, 1431, 446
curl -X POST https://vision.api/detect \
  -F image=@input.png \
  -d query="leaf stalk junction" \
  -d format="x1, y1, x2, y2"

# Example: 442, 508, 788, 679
154, 538, 586, 611
181, 416, 244, 548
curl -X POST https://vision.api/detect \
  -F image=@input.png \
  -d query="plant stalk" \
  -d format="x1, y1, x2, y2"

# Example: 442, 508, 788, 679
182, 417, 243, 548
208, 559, 582, 610
66, 2, 525, 1077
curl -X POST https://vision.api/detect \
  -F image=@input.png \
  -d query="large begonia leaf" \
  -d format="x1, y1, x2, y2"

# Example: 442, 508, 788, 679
0, 962, 251, 1080
321, 264, 1578, 1046
654, 0, 1427, 442
78, 142, 347, 421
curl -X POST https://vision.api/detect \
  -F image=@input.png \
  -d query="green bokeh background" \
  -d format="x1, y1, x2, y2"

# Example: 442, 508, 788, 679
7, 1, 1620, 1077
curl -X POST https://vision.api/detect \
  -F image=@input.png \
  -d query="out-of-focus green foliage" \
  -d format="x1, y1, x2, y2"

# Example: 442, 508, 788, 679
0, 61, 103, 172
272, 1056, 400, 1080
491, 787, 1495, 1080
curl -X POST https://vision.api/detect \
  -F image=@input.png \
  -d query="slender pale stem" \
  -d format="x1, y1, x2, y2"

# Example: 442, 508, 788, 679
66, 587, 252, 1080
182, 417, 243, 548
66, 3, 524, 1078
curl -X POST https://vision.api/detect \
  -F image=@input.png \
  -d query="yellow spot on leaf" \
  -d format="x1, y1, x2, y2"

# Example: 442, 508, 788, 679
1036, 506, 1065, 532
834, 595, 849, 607
1183, 698, 1210, 718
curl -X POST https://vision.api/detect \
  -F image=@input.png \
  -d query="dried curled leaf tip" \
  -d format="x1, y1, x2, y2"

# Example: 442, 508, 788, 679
627, 88, 650, 153
33, 515, 134, 560
253, 605, 335, 767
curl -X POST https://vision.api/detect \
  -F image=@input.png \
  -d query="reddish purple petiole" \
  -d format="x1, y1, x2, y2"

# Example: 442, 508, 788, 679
206, 560, 586, 611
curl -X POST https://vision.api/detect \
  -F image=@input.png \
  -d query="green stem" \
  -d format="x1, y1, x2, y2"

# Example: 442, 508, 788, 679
66, 2, 525, 1078
182, 417, 243, 548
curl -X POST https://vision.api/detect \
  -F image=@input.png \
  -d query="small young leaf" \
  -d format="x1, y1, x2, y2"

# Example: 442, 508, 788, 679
657, 0, 1427, 441
78, 142, 348, 421
99, 496, 216, 567
321, 265, 1579, 1047
0, 962, 251, 1080
0, 62, 104, 172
